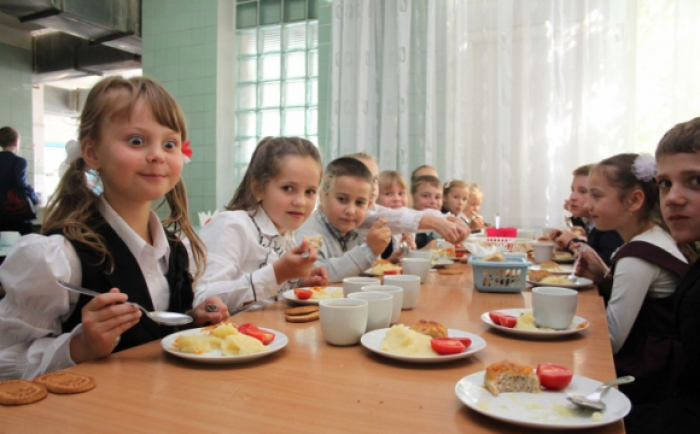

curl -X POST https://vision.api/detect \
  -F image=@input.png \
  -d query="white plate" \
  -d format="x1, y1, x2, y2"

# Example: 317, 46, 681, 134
432, 258, 455, 268
527, 277, 594, 289
162, 327, 288, 364
360, 328, 486, 363
481, 309, 589, 337
455, 372, 630, 429
529, 264, 573, 275
552, 254, 575, 263
281, 288, 344, 305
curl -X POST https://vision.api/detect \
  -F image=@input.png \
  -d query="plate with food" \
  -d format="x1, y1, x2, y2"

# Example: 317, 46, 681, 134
481, 309, 589, 337
455, 362, 630, 429
282, 287, 344, 305
552, 251, 575, 263
432, 257, 455, 268
529, 261, 573, 275
364, 259, 403, 276
360, 321, 486, 363
526, 275, 594, 289
162, 323, 288, 364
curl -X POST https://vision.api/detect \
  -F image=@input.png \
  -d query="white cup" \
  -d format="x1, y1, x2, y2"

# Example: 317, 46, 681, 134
384, 275, 421, 310
361, 285, 403, 324
319, 299, 369, 346
533, 242, 555, 263
408, 250, 433, 260
532, 287, 578, 329
342, 277, 380, 298
0, 231, 20, 247
348, 292, 393, 331
401, 258, 431, 283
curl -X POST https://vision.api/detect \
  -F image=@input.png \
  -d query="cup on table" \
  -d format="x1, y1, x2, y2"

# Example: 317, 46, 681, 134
408, 250, 433, 260
319, 299, 368, 346
532, 287, 578, 329
384, 274, 421, 310
342, 277, 380, 297
401, 258, 431, 283
348, 292, 393, 331
0, 231, 20, 247
361, 285, 403, 324
533, 241, 555, 263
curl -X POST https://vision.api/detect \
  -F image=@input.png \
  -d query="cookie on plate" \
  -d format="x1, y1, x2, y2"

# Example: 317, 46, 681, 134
285, 311, 320, 323
34, 371, 96, 394
0, 380, 48, 406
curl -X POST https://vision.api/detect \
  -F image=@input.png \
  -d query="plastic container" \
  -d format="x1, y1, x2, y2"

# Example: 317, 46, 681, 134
476, 237, 534, 253
486, 227, 517, 238
469, 256, 530, 293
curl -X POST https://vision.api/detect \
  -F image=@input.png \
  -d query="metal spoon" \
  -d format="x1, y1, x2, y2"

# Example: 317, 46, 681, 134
57, 280, 193, 326
399, 241, 410, 255
566, 376, 634, 411
566, 244, 587, 281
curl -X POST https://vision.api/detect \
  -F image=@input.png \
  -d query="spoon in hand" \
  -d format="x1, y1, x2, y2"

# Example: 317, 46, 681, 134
566, 244, 587, 282
566, 376, 634, 411
57, 280, 193, 326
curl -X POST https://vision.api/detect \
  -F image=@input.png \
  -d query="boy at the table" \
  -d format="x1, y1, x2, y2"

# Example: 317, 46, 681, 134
295, 157, 392, 282
626, 117, 700, 434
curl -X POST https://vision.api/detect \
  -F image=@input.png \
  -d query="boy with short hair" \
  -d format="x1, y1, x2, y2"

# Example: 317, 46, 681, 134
296, 157, 391, 282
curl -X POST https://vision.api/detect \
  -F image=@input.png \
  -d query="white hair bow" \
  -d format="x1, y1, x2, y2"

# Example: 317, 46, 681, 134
632, 153, 657, 182
58, 140, 81, 176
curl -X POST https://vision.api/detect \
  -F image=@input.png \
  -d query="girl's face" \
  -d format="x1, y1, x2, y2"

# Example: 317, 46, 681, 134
413, 183, 443, 211
444, 186, 469, 215
657, 153, 700, 244
258, 155, 320, 235
569, 175, 590, 218
83, 99, 183, 209
464, 193, 482, 216
378, 181, 408, 209
585, 171, 633, 232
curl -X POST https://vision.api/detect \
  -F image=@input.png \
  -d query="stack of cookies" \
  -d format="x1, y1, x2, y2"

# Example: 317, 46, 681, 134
285, 305, 319, 323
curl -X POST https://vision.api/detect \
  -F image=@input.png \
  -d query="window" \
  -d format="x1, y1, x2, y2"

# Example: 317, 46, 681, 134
234, 0, 318, 183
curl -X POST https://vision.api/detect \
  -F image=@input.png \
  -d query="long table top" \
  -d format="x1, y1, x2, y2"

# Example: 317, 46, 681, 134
0, 264, 624, 433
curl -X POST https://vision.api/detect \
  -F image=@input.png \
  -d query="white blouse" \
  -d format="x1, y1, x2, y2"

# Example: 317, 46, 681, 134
359, 204, 445, 237
0, 197, 172, 380
194, 207, 297, 312
607, 225, 686, 354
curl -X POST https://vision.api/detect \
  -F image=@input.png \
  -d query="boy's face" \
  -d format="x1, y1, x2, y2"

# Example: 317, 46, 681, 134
320, 175, 372, 236
569, 175, 589, 218
657, 153, 700, 244
378, 181, 407, 209
413, 183, 443, 211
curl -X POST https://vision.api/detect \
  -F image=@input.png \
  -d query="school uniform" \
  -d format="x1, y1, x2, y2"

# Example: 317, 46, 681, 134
358, 203, 445, 238
194, 206, 298, 311
0, 197, 188, 380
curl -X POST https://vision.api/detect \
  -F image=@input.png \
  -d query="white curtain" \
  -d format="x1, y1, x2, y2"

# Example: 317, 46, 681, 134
327, 0, 700, 228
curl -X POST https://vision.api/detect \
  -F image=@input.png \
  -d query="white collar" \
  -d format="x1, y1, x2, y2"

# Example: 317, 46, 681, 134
248, 206, 295, 243
97, 196, 170, 263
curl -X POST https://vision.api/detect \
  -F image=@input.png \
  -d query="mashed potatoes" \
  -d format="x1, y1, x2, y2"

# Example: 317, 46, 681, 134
541, 276, 571, 285
514, 310, 571, 331
175, 323, 270, 356
379, 324, 438, 356
309, 287, 343, 300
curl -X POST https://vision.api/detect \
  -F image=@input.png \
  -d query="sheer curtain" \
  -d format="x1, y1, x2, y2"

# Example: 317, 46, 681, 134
326, 0, 700, 228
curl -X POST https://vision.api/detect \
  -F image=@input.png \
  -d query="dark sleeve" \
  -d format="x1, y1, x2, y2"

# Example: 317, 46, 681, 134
676, 279, 700, 399
590, 230, 624, 266
625, 398, 700, 434
13, 157, 39, 204
415, 233, 429, 249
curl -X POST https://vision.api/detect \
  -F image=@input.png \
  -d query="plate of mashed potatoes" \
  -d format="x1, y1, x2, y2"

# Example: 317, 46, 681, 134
360, 324, 486, 363
481, 309, 589, 338
162, 323, 288, 364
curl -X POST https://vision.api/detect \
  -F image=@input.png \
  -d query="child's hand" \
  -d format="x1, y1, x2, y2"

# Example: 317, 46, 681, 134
421, 239, 439, 251
366, 218, 392, 256
274, 240, 318, 283
469, 216, 485, 231
298, 267, 329, 287
553, 230, 576, 251
70, 288, 141, 364
447, 215, 471, 242
189, 296, 230, 326
401, 234, 416, 250
576, 247, 608, 284
429, 217, 461, 244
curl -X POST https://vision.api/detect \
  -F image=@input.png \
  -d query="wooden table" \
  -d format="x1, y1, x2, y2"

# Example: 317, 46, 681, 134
0, 265, 624, 433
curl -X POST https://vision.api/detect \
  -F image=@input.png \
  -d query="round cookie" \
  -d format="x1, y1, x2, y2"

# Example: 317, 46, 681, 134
34, 371, 96, 394
285, 311, 320, 323
284, 305, 319, 316
0, 380, 48, 406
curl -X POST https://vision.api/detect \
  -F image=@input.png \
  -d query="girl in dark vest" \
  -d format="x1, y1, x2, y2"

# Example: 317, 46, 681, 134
576, 153, 693, 406
0, 76, 228, 380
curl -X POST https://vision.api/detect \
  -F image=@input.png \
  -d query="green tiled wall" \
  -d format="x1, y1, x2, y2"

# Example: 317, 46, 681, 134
317, 0, 332, 160
0, 44, 34, 179
142, 0, 219, 219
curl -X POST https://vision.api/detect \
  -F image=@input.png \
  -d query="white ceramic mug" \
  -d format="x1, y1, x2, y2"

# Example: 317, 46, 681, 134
319, 299, 369, 346
401, 258, 431, 283
348, 292, 393, 331
533, 242, 555, 263
342, 277, 380, 298
408, 250, 433, 260
532, 287, 578, 329
360, 285, 403, 324
384, 274, 421, 310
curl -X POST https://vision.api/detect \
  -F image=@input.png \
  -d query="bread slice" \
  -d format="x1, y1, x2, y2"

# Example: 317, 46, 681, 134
409, 320, 448, 338
484, 360, 540, 396
481, 252, 505, 262
527, 270, 550, 282
539, 261, 562, 271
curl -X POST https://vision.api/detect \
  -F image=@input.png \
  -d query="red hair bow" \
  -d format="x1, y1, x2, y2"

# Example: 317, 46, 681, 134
182, 141, 193, 158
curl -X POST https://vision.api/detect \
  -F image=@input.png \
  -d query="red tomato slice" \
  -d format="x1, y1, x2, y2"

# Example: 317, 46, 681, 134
430, 338, 466, 355
455, 251, 465, 258
536, 363, 573, 390
238, 323, 275, 345
500, 315, 517, 328
293, 288, 313, 300
488, 311, 505, 325
383, 269, 400, 275
452, 337, 472, 348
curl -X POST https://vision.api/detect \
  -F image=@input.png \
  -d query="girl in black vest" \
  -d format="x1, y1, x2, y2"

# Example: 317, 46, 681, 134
0, 76, 227, 380
576, 153, 693, 406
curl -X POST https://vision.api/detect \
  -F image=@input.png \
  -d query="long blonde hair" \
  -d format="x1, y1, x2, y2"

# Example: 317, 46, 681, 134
42, 76, 207, 280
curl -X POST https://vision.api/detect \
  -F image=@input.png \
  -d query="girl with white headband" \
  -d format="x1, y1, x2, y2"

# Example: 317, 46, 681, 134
0, 76, 228, 380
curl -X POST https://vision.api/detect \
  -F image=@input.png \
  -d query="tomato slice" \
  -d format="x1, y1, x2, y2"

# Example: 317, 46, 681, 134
452, 337, 472, 348
488, 311, 505, 325
383, 269, 400, 275
238, 323, 275, 345
430, 337, 466, 355
489, 312, 516, 328
536, 363, 573, 390
293, 288, 313, 300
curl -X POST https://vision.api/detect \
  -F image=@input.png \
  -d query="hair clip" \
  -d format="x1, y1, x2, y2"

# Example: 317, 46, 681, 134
632, 153, 656, 182
182, 141, 193, 164
444, 181, 451, 189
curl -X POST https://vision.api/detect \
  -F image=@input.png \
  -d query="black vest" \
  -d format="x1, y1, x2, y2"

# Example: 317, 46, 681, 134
59, 218, 194, 353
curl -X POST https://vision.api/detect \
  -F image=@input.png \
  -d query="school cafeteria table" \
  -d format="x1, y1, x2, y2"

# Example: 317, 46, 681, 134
0, 264, 624, 434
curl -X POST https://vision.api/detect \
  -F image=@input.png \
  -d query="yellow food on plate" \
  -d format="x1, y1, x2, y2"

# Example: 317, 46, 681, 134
527, 270, 550, 282
309, 286, 343, 300
484, 360, 540, 396
514, 310, 573, 331
541, 276, 571, 285
409, 319, 448, 338
370, 259, 402, 275
175, 323, 269, 356
379, 324, 438, 356
221, 333, 270, 356
553, 251, 574, 261
539, 261, 563, 271
175, 335, 223, 355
